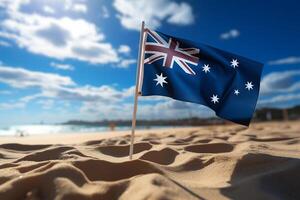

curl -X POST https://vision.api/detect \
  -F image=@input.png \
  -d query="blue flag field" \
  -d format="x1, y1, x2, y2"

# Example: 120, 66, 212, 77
140, 29, 264, 126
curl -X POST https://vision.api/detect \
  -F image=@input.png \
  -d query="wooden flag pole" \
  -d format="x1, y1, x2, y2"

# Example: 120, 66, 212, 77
129, 21, 146, 160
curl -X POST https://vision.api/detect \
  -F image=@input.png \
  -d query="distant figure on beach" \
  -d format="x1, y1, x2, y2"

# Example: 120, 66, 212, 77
266, 111, 272, 121
16, 130, 25, 137
283, 109, 289, 121
109, 123, 116, 131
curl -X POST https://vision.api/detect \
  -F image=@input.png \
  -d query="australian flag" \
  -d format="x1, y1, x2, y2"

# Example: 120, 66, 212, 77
139, 29, 264, 126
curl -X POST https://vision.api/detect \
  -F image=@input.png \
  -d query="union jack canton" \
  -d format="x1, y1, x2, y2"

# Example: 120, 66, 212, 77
144, 29, 200, 75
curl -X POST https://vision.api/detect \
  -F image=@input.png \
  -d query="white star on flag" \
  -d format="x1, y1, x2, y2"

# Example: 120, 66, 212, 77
230, 59, 239, 68
245, 81, 254, 90
154, 73, 167, 87
234, 89, 240, 95
211, 94, 219, 104
202, 64, 210, 73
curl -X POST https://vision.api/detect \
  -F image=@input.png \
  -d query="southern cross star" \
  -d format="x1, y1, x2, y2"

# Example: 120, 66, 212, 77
211, 94, 219, 104
234, 89, 240, 95
154, 73, 167, 87
202, 64, 210, 73
230, 59, 239, 68
245, 81, 254, 90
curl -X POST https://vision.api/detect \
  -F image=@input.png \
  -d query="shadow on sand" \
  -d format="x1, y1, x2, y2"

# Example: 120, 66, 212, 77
221, 153, 300, 200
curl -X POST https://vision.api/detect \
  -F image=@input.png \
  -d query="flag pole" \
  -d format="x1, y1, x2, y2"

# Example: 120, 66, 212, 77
129, 21, 146, 160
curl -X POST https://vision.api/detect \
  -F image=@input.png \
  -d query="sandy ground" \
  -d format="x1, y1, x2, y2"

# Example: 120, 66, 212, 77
0, 121, 299, 200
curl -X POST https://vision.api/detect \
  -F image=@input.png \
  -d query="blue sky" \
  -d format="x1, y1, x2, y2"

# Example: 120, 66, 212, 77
0, 0, 299, 125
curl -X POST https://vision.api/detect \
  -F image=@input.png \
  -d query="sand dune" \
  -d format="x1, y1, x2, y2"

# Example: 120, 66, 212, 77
0, 121, 300, 200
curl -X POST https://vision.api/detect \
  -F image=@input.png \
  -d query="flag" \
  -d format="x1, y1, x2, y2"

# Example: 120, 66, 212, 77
139, 29, 264, 126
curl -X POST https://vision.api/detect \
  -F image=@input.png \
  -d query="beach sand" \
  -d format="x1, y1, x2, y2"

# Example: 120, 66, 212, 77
0, 121, 299, 200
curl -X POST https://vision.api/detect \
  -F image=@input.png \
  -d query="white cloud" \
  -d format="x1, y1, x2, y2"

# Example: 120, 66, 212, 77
166, 3, 194, 25
0, 0, 31, 13
71, 3, 87, 13
45, 85, 126, 103
0, 0, 119, 65
20, 93, 44, 103
0, 65, 132, 104
260, 70, 300, 94
258, 93, 300, 107
220, 29, 240, 40
0, 65, 75, 89
268, 56, 300, 65
0, 40, 11, 47
43, 5, 55, 14
118, 59, 136, 68
113, 0, 194, 30
118, 45, 131, 54
116, 45, 136, 68
1, 16, 118, 64
122, 86, 135, 97
64, 0, 87, 13
50, 62, 74, 71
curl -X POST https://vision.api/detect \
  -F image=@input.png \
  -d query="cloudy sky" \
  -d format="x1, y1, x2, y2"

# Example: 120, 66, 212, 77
0, 0, 299, 125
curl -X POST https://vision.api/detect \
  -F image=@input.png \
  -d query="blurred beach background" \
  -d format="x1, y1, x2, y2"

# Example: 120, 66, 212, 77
0, 124, 148, 136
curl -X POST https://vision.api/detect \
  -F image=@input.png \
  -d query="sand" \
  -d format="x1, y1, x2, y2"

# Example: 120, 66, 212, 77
0, 121, 299, 200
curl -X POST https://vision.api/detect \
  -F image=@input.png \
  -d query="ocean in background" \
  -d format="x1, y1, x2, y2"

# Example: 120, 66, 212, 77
0, 124, 171, 136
